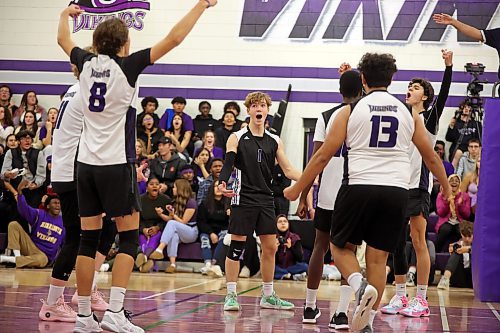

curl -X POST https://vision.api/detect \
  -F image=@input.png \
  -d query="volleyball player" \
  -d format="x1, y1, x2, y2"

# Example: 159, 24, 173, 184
285, 53, 451, 333
57, 1, 217, 331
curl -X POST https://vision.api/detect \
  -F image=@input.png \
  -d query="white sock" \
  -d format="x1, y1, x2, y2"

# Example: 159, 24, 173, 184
416, 285, 427, 299
91, 271, 98, 291
369, 310, 377, 327
78, 295, 92, 316
155, 248, 163, 254
347, 272, 363, 292
408, 266, 417, 274
227, 282, 237, 294
305, 288, 318, 309
109, 286, 126, 312
47, 285, 65, 306
13, 250, 21, 257
262, 282, 273, 297
0, 255, 16, 263
396, 283, 406, 297
336, 285, 352, 314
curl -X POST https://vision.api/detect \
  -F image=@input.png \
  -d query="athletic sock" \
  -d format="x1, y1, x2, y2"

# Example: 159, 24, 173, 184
408, 266, 417, 274
336, 285, 352, 314
347, 272, 363, 292
416, 285, 427, 299
227, 282, 237, 294
109, 286, 126, 312
305, 288, 318, 309
47, 285, 65, 305
0, 255, 16, 264
369, 310, 377, 326
13, 250, 21, 257
262, 282, 273, 297
396, 283, 406, 297
78, 295, 91, 316
91, 271, 98, 291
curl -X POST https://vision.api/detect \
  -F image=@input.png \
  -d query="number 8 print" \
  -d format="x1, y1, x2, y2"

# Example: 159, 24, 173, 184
89, 82, 107, 112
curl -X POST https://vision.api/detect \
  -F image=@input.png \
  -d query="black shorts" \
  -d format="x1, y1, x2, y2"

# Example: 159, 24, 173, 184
331, 184, 408, 253
406, 188, 430, 219
314, 206, 333, 233
59, 189, 80, 230
228, 205, 276, 236
77, 162, 141, 218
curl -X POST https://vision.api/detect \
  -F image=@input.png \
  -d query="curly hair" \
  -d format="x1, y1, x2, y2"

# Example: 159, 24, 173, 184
173, 179, 193, 218
244, 92, 272, 108
357, 53, 397, 88
93, 18, 129, 56
224, 101, 241, 115
409, 78, 434, 110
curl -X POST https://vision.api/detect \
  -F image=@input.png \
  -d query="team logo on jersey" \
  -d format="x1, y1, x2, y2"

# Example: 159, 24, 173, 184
69, 0, 150, 33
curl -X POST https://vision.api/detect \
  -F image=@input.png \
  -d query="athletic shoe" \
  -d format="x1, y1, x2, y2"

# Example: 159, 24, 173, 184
165, 264, 176, 273
302, 306, 321, 324
437, 276, 450, 290
260, 291, 295, 310
101, 308, 144, 333
223, 292, 240, 311
239, 266, 250, 278
73, 313, 102, 333
329, 312, 349, 330
148, 250, 164, 260
71, 289, 109, 312
134, 253, 147, 268
380, 294, 408, 315
359, 324, 373, 333
139, 260, 154, 273
351, 278, 378, 331
400, 295, 430, 317
406, 271, 416, 287
39, 297, 77, 322
207, 265, 223, 278
199, 265, 210, 275
292, 272, 307, 281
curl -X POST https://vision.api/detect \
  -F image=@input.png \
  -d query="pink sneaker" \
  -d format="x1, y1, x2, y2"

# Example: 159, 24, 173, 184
400, 295, 430, 317
380, 295, 408, 315
71, 289, 109, 312
39, 296, 77, 322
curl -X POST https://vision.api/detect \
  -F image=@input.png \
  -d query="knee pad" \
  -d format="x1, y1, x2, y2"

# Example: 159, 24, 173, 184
227, 240, 245, 261
118, 229, 139, 259
78, 229, 102, 259
98, 219, 117, 256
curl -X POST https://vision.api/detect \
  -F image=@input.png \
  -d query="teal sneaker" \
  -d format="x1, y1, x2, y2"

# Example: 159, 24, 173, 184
223, 292, 241, 311
260, 291, 295, 310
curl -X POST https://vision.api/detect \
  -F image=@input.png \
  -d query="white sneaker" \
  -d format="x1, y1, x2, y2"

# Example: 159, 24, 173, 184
207, 265, 223, 278
239, 266, 250, 278
101, 309, 144, 333
437, 276, 450, 290
73, 313, 102, 333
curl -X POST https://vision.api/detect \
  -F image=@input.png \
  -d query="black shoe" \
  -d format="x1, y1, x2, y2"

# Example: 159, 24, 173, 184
302, 306, 321, 324
329, 312, 349, 329
359, 324, 373, 333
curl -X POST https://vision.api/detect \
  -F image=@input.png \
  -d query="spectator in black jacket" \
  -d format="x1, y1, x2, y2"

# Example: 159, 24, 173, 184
193, 101, 219, 146
215, 111, 237, 153
136, 96, 160, 129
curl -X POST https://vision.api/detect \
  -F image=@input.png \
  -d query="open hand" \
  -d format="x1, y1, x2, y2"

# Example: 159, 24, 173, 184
433, 13, 453, 25
217, 181, 235, 197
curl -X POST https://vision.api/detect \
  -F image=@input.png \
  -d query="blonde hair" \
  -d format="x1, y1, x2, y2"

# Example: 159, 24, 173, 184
173, 179, 193, 218
244, 91, 272, 108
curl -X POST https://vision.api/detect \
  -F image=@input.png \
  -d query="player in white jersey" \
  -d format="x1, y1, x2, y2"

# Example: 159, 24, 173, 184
300, 68, 363, 329
57, 2, 218, 332
285, 53, 451, 333
381, 49, 453, 318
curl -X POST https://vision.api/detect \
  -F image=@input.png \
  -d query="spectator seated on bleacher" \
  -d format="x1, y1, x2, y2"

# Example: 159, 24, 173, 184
460, 157, 480, 220
135, 177, 172, 273
274, 215, 308, 281
0, 181, 64, 268
197, 182, 230, 278
435, 174, 471, 252
149, 179, 198, 273
437, 221, 474, 290
193, 101, 220, 149
196, 158, 223, 205
456, 139, 481, 180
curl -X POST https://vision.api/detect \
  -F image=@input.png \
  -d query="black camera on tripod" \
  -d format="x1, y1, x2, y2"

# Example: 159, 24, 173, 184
464, 63, 487, 118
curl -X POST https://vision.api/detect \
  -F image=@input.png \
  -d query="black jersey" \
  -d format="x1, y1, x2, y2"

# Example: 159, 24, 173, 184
231, 127, 279, 207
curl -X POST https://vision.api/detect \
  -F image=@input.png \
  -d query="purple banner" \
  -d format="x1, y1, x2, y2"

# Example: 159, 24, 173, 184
70, 0, 150, 14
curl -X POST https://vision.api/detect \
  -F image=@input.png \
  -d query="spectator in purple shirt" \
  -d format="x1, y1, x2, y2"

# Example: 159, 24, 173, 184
0, 180, 64, 267
193, 129, 224, 159
435, 140, 454, 176
37, 107, 59, 149
159, 96, 194, 145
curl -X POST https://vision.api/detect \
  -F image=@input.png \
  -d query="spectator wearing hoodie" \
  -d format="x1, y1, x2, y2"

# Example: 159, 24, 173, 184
148, 136, 187, 197
274, 215, 308, 280
456, 139, 481, 180
193, 101, 220, 144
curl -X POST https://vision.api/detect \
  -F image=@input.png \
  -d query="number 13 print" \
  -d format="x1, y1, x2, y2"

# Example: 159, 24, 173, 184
369, 115, 399, 148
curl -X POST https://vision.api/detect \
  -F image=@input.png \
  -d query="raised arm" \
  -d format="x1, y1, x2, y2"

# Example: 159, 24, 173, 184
433, 13, 483, 41
150, 0, 217, 64
57, 5, 84, 56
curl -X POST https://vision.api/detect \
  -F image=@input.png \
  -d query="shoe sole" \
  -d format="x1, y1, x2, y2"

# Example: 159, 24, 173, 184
260, 303, 295, 311
223, 306, 241, 311
100, 320, 119, 332
139, 260, 154, 273
302, 309, 321, 324
380, 308, 400, 315
135, 254, 147, 268
401, 310, 430, 318
73, 327, 103, 333
149, 252, 164, 260
351, 285, 378, 331
39, 313, 76, 323
165, 266, 176, 273
332, 323, 349, 330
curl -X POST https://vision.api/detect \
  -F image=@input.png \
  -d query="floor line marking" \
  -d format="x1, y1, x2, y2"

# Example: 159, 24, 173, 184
487, 303, 500, 323
143, 285, 262, 331
438, 291, 450, 333
141, 280, 213, 300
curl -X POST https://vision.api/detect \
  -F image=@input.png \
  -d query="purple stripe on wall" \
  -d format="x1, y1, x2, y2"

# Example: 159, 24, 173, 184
0, 59, 497, 83
5, 82, 470, 107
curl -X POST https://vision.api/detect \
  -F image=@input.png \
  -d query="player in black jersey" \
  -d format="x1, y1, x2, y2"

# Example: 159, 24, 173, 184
217, 92, 301, 312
